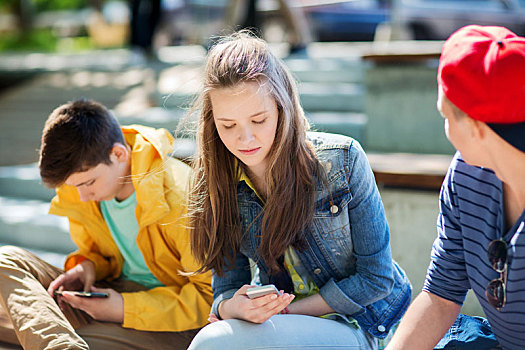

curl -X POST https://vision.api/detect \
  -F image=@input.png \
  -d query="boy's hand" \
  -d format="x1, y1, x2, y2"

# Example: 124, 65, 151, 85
219, 285, 295, 324
59, 287, 124, 323
48, 260, 96, 310
48, 260, 96, 296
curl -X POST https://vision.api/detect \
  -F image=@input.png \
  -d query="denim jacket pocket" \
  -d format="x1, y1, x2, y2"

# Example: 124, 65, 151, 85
313, 186, 352, 241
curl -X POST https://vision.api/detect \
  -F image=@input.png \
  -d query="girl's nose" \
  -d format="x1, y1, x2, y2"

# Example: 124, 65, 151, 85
239, 126, 255, 143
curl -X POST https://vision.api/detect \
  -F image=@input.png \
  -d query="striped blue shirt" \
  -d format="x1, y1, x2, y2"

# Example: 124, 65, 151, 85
424, 153, 525, 350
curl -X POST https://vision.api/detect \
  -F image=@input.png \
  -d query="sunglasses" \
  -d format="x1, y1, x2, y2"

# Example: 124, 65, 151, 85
485, 239, 508, 311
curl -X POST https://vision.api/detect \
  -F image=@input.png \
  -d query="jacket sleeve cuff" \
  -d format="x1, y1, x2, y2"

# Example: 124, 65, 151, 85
64, 254, 88, 271
319, 278, 365, 316
64, 252, 114, 281
121, 292, 139, 328
211, 288, 237, 318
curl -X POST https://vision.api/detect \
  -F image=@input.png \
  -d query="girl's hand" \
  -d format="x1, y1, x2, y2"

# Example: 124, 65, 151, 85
208, 313, 220, 323
219, 285, 295, 324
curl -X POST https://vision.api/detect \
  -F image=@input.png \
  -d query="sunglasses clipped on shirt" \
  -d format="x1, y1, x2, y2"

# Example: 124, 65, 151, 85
485, 239, 508, 311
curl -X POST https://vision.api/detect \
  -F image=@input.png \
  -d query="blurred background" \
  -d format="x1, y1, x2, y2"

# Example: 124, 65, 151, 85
1, 1, 523, 340
3, 0, 524, 51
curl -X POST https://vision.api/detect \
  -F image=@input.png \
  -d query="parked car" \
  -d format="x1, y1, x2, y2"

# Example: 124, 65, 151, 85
302, 0, 390, 41
399, 0, 525, 40
156, 0, 525, 44
301, 0, 525, 41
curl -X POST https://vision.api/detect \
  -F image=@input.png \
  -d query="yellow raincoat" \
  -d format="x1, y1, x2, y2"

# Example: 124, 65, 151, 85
49, 125, 212, 332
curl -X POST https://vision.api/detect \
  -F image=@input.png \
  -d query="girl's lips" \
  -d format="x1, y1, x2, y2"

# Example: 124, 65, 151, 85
239, 147, 261, 155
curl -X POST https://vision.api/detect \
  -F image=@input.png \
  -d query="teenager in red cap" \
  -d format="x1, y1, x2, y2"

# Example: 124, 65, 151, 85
387, 25, 525, 350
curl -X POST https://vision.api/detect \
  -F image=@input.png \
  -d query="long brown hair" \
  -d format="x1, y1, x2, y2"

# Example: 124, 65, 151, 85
189, 31, 322, 275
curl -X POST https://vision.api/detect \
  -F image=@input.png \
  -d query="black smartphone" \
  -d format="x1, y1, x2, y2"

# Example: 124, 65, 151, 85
54, 291, 109, 298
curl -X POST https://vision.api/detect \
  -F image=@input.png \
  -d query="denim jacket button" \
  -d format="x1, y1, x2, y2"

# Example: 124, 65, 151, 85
313, 268, 321, 275
330, 205, 339, 214
377, 325, 386, 332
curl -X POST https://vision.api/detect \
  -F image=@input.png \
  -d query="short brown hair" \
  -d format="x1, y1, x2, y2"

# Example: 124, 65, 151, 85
38, 99, 125, 188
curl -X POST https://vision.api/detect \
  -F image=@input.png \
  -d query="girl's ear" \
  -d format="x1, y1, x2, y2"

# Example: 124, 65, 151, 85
111, 143, 129, 163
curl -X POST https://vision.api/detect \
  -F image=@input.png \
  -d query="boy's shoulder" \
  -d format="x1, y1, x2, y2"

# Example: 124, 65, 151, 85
446, 152, 501, 197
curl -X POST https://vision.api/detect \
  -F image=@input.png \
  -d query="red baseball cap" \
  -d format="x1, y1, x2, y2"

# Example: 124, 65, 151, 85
438, 25, 525, 151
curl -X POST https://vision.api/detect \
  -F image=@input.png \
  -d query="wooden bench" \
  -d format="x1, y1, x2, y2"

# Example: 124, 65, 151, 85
368, 152, 452, 191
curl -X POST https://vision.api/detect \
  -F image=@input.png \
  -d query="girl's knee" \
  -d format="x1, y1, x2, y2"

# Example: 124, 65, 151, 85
188, 320, 248, 349
188, 323, 223, 349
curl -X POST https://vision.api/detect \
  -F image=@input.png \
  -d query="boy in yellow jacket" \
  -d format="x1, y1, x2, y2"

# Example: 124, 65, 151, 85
0, 99, 212, 349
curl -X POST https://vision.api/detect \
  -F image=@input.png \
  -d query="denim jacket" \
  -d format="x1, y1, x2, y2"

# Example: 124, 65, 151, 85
211, 132, 412, 338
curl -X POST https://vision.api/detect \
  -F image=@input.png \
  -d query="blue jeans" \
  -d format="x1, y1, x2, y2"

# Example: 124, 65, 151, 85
187, 314, 378, 350
435, 314, 501, 350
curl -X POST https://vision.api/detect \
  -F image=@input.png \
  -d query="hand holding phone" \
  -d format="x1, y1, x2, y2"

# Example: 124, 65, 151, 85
246, 284, 282, 299
218, 285, 293, 323
54, 291, 109, 298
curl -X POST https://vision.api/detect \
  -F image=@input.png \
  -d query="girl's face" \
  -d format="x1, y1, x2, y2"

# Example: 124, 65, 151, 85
210, 81, 279, 178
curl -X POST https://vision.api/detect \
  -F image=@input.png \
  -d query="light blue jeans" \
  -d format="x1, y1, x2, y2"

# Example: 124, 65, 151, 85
187, 314, 378, 350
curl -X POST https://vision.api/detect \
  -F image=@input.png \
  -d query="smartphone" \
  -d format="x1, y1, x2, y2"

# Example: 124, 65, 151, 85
246, 284, 282, 299
54, 291, 109, 298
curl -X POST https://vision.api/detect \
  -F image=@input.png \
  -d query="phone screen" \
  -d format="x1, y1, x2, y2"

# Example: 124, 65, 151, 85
54, 291, 109, 298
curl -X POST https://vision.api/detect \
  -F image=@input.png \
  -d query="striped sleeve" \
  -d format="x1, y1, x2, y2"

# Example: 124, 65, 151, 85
423, 162, 470, 305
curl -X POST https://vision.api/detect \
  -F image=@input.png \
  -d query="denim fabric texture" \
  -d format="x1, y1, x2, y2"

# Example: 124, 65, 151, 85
188, 314, 378, 350
210, 132, 412, 339
435, 314, 501, 350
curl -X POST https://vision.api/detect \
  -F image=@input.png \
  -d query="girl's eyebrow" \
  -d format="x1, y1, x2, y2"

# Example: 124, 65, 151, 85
216, 111, 267, 121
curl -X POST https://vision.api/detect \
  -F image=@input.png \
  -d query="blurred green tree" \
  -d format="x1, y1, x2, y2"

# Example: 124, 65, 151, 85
4, 0, 34, 35
0, 0, 104, 52
32, 0, 96, 11
2, 0, 102, 34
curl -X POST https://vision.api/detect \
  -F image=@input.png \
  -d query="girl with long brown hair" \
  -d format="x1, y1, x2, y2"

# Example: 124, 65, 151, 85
186, 31, 411, 349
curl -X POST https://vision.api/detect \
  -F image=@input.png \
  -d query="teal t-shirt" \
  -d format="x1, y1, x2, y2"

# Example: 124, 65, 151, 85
99, 192, 163, 289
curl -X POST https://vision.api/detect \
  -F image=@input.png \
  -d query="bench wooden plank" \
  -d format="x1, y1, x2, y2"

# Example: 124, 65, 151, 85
367, 152, 453, 190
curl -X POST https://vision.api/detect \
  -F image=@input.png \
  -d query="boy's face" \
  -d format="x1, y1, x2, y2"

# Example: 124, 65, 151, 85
64, 146, 131, 202
437, 87, 482, 167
